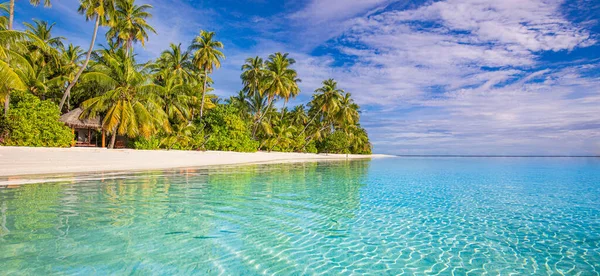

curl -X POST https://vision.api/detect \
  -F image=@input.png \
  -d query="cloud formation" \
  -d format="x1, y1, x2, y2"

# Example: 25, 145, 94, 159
16, 0, 600, 155
290, 0, 391, 23
292, 0, 600, 155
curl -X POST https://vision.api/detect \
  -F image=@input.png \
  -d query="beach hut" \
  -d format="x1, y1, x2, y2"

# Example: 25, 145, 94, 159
60, 108, 106, 147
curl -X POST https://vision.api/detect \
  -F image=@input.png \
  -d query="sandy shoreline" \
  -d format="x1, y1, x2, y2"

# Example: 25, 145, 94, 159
0, 146, 391, 185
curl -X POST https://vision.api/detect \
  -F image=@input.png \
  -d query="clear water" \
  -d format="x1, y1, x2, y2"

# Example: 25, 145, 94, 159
1, 158, 600, 275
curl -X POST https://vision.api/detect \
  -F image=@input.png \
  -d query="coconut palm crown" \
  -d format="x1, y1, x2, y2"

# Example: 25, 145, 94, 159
80, 48, 169, 148
105, 0, 155, 55
189, 30, 224, 119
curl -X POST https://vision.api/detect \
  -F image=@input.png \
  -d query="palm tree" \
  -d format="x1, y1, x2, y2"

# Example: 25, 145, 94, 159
59, 44, 84, 82
186, 72, 216, 120
22, 20, 63, 72
56, 44, 84, 110
263, 52, 300, 108
148, 73, 191, 123
0, 29, 54, 115
153, 43, 192, 84
0, 47, 26, 114
189, 30, 224, 120
80, 48, 169, 148
301, 118, 330, 151
23, 19, 64, 48
59, 0, 116, 111
0, 3, 10, 113
161, 122, 196, 150
250, 52, 300, 134
105, 0, 155, 56
1, 2, 10, 30
15, 53, 66, 99
247, 90, 268, 117
290, 105, 308, 127
227, 90, 250, 120
8, 0, 51, 31
279, 106, 289, 122
347, 125, 370, 154
277, 73, 300, 120
254, 102, 278, 141
247, 90, 269, 138
267, 123, 296, 152
2, 1, 52, 114
302, 78, 343, 135
335, 92, 359, 129
241, 56, 264, 97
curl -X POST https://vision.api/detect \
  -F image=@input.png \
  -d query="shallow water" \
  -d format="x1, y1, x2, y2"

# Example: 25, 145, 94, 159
1, 158, 599, 275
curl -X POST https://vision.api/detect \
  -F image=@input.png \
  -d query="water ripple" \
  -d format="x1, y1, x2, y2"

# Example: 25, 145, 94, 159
0, 158, 599, 275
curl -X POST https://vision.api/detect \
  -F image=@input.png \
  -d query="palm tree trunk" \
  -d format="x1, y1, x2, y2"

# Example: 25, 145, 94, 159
3, 93, 8, 117
300, 110, 321, 135
8, 0, 14, 30
59, 14, 100, 111
251, 114, 260, 139
280, 101, 286, 120
125, 39, 131, 58
109, 132, 117, 149
302, 125, 328, 150
269, 139, 278, 152
5, 1, 13, 116
252, 96, 274, 138
199, 72, 208, 119
301, 133, 315, 151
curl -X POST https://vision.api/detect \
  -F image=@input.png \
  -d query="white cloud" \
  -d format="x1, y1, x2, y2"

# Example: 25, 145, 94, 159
290, 0, 391, 23
365, 66, 600, 155
17, 0, 599, 154
392, 0, 595, 51
298, 0, 600, 154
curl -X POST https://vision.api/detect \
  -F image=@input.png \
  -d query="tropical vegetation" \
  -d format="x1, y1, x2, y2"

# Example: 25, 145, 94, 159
0, 0, 371, 154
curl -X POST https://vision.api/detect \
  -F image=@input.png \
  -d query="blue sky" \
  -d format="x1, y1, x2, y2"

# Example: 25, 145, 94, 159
17, 0, 600, 155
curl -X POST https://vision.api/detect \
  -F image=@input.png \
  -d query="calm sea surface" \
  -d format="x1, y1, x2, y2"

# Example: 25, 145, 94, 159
1, 157, 599, 275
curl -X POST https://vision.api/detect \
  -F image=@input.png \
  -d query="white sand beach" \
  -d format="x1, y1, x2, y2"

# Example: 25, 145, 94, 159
0, 147, 390, 182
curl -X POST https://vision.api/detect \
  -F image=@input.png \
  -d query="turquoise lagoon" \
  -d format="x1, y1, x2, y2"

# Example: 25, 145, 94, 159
1, 157, 599, 274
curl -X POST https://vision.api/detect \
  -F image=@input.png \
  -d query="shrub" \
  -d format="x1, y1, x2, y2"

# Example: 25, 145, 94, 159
2, 91, 72, 147
132, 130, 205, 151
304, 140, 318, 153
318, 131, 350, 154
132, 136, 162, 150
201, 105, 258, 152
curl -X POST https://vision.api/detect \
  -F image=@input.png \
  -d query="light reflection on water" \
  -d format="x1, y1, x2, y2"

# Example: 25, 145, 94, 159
0, 158, 599, 275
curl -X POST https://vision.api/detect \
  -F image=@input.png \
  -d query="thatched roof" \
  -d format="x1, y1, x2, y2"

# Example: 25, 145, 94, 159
60, 108, 102, 129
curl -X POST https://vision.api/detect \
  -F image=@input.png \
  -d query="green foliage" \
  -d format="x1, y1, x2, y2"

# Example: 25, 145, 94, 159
106, 0, 156, 53
161, 123, 204, 150
304, 141, 318, 153
318, 131, 351, 154
349, 127, 372, 154
132, 136, 161, 150
315, 128, 372, 155
132, 126, 204, 151
201, 104, 258, 152
1, 9, 373, 154
2, 91, 72, 147
0, 115, 9, 142
79, 48, 170, 148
